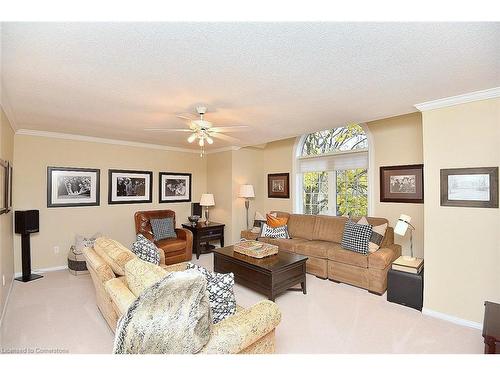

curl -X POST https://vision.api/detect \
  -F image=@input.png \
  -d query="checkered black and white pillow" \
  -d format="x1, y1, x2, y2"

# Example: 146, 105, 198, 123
131, 234, 160, 265
341, 220, 373, 255
260, 223, 290, 239
150, 217, 177, 241
186, 263, 237, 324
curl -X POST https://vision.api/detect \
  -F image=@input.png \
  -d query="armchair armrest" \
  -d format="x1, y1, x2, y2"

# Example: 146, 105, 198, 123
175, 228, 192, 243
201, 300, 281, 354
104, 278, 137, 316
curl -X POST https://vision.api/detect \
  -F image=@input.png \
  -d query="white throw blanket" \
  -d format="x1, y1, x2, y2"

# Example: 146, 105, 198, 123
113, 270, 212, 354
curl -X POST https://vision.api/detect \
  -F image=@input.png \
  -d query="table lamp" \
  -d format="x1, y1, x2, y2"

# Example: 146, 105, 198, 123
239, 184, 255, 230
199, 193, 215, 224
394, 214, 416, 260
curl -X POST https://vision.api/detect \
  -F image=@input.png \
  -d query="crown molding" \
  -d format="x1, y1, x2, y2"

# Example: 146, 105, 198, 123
205, 146, 241, 154
414, 87, 500, 111
15, 129, 204, 154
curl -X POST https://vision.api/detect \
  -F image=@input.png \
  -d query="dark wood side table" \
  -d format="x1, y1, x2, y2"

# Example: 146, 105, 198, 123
483, 301, 500, 354
182, 222, 225, 259
387, 268, 424, 311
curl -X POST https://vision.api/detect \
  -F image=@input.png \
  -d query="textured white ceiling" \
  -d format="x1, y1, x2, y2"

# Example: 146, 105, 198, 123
1, 22, 499, 149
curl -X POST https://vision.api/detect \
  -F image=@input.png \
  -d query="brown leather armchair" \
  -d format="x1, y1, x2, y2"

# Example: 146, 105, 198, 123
134, 210, 193, 265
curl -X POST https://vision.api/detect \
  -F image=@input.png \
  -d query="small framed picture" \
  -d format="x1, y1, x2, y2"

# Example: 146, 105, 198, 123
6, 162, 12, 212
108, 169, 153, 204
159, 172, 192, 203
380, 164, 424, 203
47, 166, 100, 208
268, 173, 290, 199
440, 167, 498, 208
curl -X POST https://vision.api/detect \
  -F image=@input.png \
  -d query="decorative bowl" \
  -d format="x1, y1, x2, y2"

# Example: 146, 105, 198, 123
188, 215, 200, 226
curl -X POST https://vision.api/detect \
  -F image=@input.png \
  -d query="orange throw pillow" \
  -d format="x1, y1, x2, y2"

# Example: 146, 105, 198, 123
266, 213, 288, 228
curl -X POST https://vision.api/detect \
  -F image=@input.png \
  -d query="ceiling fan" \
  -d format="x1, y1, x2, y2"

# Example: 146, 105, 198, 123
145, 106, 248, 156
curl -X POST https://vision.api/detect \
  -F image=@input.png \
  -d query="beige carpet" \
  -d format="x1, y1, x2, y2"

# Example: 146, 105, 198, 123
0, 253, 483, 354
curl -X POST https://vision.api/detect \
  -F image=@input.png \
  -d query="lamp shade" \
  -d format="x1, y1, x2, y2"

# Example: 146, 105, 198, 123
239, 184, 255, 198
199, 193, 215, 207
394, 214, 412, 236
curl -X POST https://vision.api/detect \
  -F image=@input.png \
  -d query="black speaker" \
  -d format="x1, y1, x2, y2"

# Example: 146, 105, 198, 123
14, 210, 42, 283
191, 202, 202, 217
15, 210, 39, 234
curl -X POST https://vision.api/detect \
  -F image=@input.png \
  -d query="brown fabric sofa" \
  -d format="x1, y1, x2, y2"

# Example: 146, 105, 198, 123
258, 212, 401, 294
83, 238, 282, 354
134, 210, 193, 265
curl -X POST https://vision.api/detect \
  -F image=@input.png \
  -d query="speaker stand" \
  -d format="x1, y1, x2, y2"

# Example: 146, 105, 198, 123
15, 233, 43, 283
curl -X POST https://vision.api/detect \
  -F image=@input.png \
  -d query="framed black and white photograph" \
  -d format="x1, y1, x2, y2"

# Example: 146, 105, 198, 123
47, 166, 100, 208
441, 167, 498, 208
380, 164, 424, 203
6, 162, 12, 212
159, 172, 192, 203
108, 169, 153, 204
0, 159, 7, 215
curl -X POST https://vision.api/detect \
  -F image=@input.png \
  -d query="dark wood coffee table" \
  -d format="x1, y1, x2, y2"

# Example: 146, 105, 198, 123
213, 245, 308, 301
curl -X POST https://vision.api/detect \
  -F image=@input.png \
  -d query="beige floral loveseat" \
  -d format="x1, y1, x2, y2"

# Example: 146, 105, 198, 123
83, 237, 281, 354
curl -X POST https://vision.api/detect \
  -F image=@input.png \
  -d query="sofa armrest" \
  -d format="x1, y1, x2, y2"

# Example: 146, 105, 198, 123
83, 247, 115, 283
201, 300, 281, 354
368, 244, 402, 270
104, 278, 137, 316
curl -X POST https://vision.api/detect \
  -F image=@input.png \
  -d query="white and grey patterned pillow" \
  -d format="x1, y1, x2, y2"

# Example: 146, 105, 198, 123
186, 263, 236, 324
260, 223, 290, 239
150, 217, 176, 241
341, 220, 373, 255
131, 234, 160, 265
74, 233, 102, 254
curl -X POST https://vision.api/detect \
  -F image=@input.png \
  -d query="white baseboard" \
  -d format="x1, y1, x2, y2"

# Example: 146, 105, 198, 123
422, 308, 482, 330
14, 265, 68, 278
0, 275, 15, 330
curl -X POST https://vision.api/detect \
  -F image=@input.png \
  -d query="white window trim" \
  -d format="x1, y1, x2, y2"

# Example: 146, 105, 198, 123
292, 123, 374, 216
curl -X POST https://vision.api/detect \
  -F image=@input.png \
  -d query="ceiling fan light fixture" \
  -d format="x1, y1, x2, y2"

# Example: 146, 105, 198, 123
187, 133, 197, 143
199, 138, 205, 147
206, 136, 213, 145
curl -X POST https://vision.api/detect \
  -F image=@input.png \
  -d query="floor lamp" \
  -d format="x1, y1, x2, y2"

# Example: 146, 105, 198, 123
239, 185, 255, 230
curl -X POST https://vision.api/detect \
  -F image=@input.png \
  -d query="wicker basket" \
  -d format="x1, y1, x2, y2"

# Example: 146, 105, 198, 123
234, 240, 278, 258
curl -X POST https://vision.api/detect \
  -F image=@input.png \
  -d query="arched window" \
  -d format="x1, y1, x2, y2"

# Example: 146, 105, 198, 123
297, 124, 369, 217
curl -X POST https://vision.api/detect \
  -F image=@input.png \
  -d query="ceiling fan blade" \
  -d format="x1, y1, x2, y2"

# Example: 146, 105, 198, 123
210, 132, 241, 143
144, 128, 192, 132
176, 114, 197, 121
210, 126, 249, 133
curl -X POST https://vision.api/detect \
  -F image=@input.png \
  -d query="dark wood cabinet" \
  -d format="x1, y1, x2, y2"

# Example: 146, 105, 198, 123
483, 301, 500, 354
181, 221, 225, 259
387, 268, 424, 311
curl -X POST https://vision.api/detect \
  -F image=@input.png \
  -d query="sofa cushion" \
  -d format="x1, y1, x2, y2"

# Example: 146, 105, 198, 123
287, 214, 316, 240
150, 217, 177, 241
266, 213, 289, 228
187, 263, 237, 324
94, 238, 136, 276
260, 223, 290, 239
293, 240, 333, 259
327, 243, 368, 268
368, 246, 398, 270
124, 257, 169, 297
358, 216, 388, 253
258, 237, 308, 252
340, 220, 372, 255
312, 215, 347, 243
131, 234, 160, 265
156, 238, 187, 253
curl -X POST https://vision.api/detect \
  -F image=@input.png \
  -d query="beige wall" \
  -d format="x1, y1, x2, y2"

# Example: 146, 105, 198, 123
367, 112, 424, 258
259, 139, 295, 214
13, 134, 207, 272
206, 151, 233, 241
422, 98, 500, 324
0, 106, 15, 323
